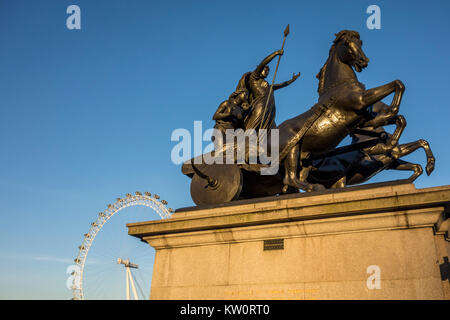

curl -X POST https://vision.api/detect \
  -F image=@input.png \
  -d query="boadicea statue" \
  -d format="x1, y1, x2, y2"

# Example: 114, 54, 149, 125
182, 27, 435, 206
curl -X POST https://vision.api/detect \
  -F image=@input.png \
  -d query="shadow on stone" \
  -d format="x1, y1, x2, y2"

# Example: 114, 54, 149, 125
440, 256, 450, 283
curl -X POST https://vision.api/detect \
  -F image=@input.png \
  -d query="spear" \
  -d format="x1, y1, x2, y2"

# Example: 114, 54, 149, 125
259, 24, 290, 131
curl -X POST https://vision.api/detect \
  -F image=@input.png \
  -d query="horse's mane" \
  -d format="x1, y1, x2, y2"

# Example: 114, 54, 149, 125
316, 30, 361, 95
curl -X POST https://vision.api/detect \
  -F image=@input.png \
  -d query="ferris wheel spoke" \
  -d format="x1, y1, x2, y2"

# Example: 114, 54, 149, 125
135, 270, 151, 299
86, 273, 111, 298
85, 267, 121, 299
87, 250, 117, 263
85, 266, 118, 285
131, 269, 147, 300
125, 251, 154, 263
84, 264, 119, 278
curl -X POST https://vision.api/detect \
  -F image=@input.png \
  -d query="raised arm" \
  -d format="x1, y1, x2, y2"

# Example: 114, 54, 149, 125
254, 49, 284, 76
273, 72, 301, 90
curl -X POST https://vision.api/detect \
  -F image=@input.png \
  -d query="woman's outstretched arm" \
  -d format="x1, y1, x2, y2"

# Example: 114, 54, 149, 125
254, 49, 284, 76
273, 72, 301, 90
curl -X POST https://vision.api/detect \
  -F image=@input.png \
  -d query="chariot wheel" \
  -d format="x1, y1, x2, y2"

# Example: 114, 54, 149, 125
190, 164, 243, 205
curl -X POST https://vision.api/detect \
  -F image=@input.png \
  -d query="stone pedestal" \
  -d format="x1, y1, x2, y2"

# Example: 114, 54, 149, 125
127, 181, 450, 300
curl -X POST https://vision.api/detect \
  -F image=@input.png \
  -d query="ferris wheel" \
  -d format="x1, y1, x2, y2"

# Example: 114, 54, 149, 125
70, 191, 173, 300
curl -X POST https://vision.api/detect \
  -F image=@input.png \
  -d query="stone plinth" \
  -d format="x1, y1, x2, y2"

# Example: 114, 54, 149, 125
127, 181, 450, 300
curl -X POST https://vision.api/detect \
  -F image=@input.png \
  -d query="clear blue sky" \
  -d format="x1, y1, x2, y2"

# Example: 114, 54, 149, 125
0, 0, 449, 299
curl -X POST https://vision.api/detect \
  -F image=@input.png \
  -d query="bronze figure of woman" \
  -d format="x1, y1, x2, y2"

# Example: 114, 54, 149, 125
238, 49, 300, 131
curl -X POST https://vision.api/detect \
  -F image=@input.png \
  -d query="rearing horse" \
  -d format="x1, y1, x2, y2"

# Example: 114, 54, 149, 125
276, 30, 405, 192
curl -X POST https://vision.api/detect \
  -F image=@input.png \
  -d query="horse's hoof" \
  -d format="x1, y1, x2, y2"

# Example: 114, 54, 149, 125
426, 158, 435, 176
304, 184, 325, 192
282, 185, 289, 194
312, 184, 326, 191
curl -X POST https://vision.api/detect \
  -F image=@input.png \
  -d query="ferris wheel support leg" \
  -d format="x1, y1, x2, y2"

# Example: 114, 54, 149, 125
126, 267, 130, 300
129, 269, 139, 300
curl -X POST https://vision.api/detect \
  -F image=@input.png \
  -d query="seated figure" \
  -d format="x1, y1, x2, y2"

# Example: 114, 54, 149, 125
212, 89, 250, 148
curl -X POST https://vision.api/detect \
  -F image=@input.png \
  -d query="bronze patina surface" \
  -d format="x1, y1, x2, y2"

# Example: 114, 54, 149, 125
182, 29, 435, 206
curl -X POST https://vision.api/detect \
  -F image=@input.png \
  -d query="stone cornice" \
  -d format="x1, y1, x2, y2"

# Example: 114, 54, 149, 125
127, 183, 450, 241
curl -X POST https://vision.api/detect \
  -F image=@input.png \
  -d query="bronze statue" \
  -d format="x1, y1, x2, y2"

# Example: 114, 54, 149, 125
212, 90, 250, 133
307, 102, 435, 188
276, 30, 408, 192
182, 29, 435, 206
234, 50, 300, 131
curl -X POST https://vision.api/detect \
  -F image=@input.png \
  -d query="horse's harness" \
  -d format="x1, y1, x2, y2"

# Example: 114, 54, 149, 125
278, 79, 361, 161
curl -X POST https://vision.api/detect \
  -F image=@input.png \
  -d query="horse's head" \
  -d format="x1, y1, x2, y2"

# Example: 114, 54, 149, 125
334, 30, 369, 72
317, 30, 370, 95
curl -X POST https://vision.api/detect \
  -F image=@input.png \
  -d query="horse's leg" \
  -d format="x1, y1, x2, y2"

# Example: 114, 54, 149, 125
298, 154, 326, 192
363, 115, 407, 156
297, 165, 320, 192
388, 159, 423, 182
282, 144, 300, 193
345, 154, 389, 185
331, 176, 346, 188
386, 115, 406, 146
390, 140, 435, 175
282, 146, 324, 192
416, 139, 435, 175
282, 144, 313, 192
360, 80, 405, 127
